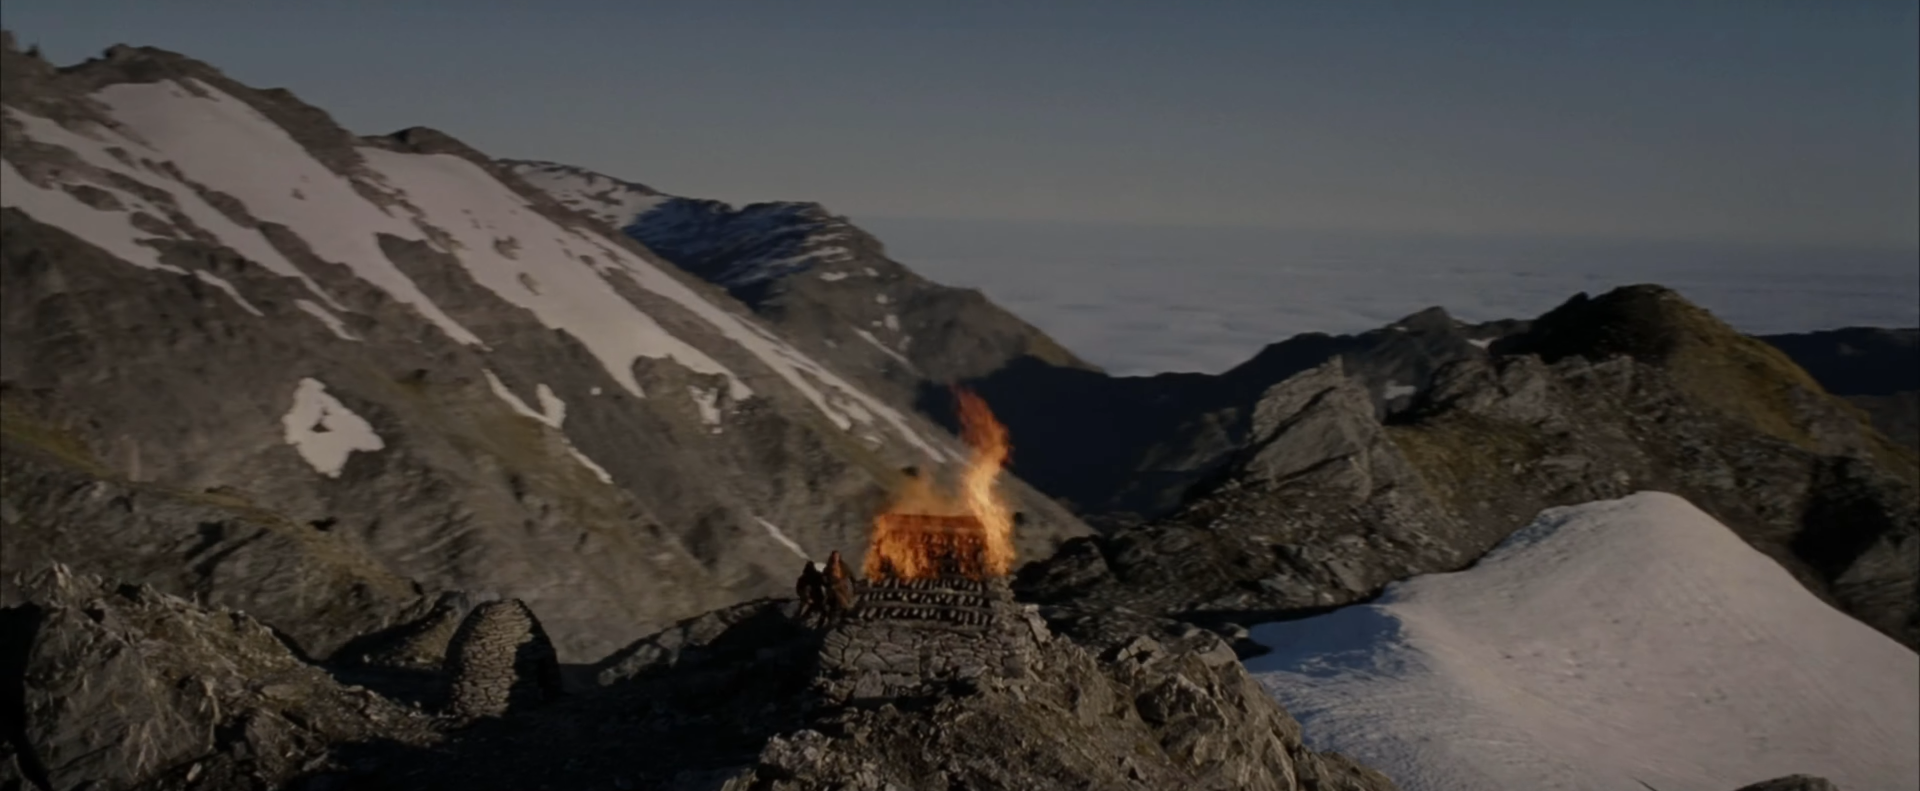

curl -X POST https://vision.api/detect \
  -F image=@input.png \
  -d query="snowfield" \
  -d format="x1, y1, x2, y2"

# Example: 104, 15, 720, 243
1246, 492, 1920, 791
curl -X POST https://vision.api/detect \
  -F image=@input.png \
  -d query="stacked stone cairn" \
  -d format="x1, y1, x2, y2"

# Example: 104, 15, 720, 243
442, 599, 566, 719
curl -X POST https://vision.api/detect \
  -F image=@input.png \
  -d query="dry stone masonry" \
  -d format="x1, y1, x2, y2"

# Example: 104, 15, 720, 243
815, 574, 1052, 702
443, 599, 565, 719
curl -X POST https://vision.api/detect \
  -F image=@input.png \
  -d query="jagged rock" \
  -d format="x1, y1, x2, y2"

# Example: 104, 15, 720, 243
442, 600, 564, 719
935, 306, 1503, 523
1733, 776, 1840, 791
311, 585, 1396, 791
0, 565, 434, 791
1021, 289, 1920, 650
1018, 359, 1467, 619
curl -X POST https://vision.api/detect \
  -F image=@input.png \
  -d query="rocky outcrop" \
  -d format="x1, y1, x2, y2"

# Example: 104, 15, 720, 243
312, 574, 1395, 791
1020, 291, 1920, 649
1018, 359, 1471, 620
936, 306, 1509, 525
0, 566, 437, 791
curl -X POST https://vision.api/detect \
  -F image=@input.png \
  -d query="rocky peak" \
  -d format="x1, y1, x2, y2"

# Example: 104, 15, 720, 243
505, 160, 1096, 420
1387, 305, 1456, 333
624, 195, 871, 292
1507, 285, 1913, 466
1503, 283, 1711, 362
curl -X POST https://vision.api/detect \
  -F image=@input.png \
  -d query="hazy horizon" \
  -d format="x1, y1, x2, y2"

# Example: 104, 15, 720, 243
863, 214, 1919, 375
4, 0, 1916, 251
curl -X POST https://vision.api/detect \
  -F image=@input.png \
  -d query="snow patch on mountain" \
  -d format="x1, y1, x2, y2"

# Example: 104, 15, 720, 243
687, 386, 723, 431
295, 299, 358, 341
361, 147, 741, 399
852, 327, 913, 368
1, 157, 179, 273
483, 369, 615, 483
566, 447, 614, 484
281, 377, 383, 478
506, 159, 666, 228
614, 260, 941, 457
193, 270, 263, 315
89, 82, 471, 341
755, 516, 812, 562
1246, 491, 1920, 791
483, 370, 566, 428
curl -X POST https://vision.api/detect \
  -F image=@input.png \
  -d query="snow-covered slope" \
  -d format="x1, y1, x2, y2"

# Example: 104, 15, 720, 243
0, 41, 1092, 662
500, 159, 1097, 413
1246, 492, 1920, 791
506, 159, 667, 228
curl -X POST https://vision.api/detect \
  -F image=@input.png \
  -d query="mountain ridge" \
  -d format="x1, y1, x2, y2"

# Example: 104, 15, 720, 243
0, 33, 1092, 663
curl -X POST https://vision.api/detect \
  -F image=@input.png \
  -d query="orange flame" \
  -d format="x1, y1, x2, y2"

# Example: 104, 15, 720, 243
863, 389, 1016, 580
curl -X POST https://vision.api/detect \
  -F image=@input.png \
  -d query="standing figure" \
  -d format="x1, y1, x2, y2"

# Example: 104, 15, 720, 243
795, 560, 828, 623
823, 550, 856, 616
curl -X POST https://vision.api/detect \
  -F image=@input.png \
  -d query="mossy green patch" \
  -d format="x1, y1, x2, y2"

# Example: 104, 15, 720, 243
1387, 414, 1552, 515
1517, 285, 1916, 475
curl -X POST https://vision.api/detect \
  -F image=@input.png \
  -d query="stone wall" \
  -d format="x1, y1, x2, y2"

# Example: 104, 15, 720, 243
815, 575, 1052, 702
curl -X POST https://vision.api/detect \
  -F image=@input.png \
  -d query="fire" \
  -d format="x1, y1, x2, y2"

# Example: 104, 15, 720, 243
864, 389, 1016, 580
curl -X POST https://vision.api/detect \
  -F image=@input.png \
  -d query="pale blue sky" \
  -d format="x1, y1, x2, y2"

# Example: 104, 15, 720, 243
4, 0, 1916, 249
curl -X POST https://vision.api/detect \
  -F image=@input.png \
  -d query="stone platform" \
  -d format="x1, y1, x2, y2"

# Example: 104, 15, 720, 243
814, 575, 1051, 702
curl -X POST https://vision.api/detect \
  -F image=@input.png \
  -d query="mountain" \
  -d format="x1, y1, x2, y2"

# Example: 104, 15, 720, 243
1019, 286, 1920, 651
0, 35, 1091, 664
0, 30, 1899, 791
1246, 492, 1919, 791
1758, 327, 1920, 452
500, 160, 1098, 413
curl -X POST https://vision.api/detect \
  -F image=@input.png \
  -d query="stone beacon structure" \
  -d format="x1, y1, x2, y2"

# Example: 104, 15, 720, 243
810, 572, 1053, 703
